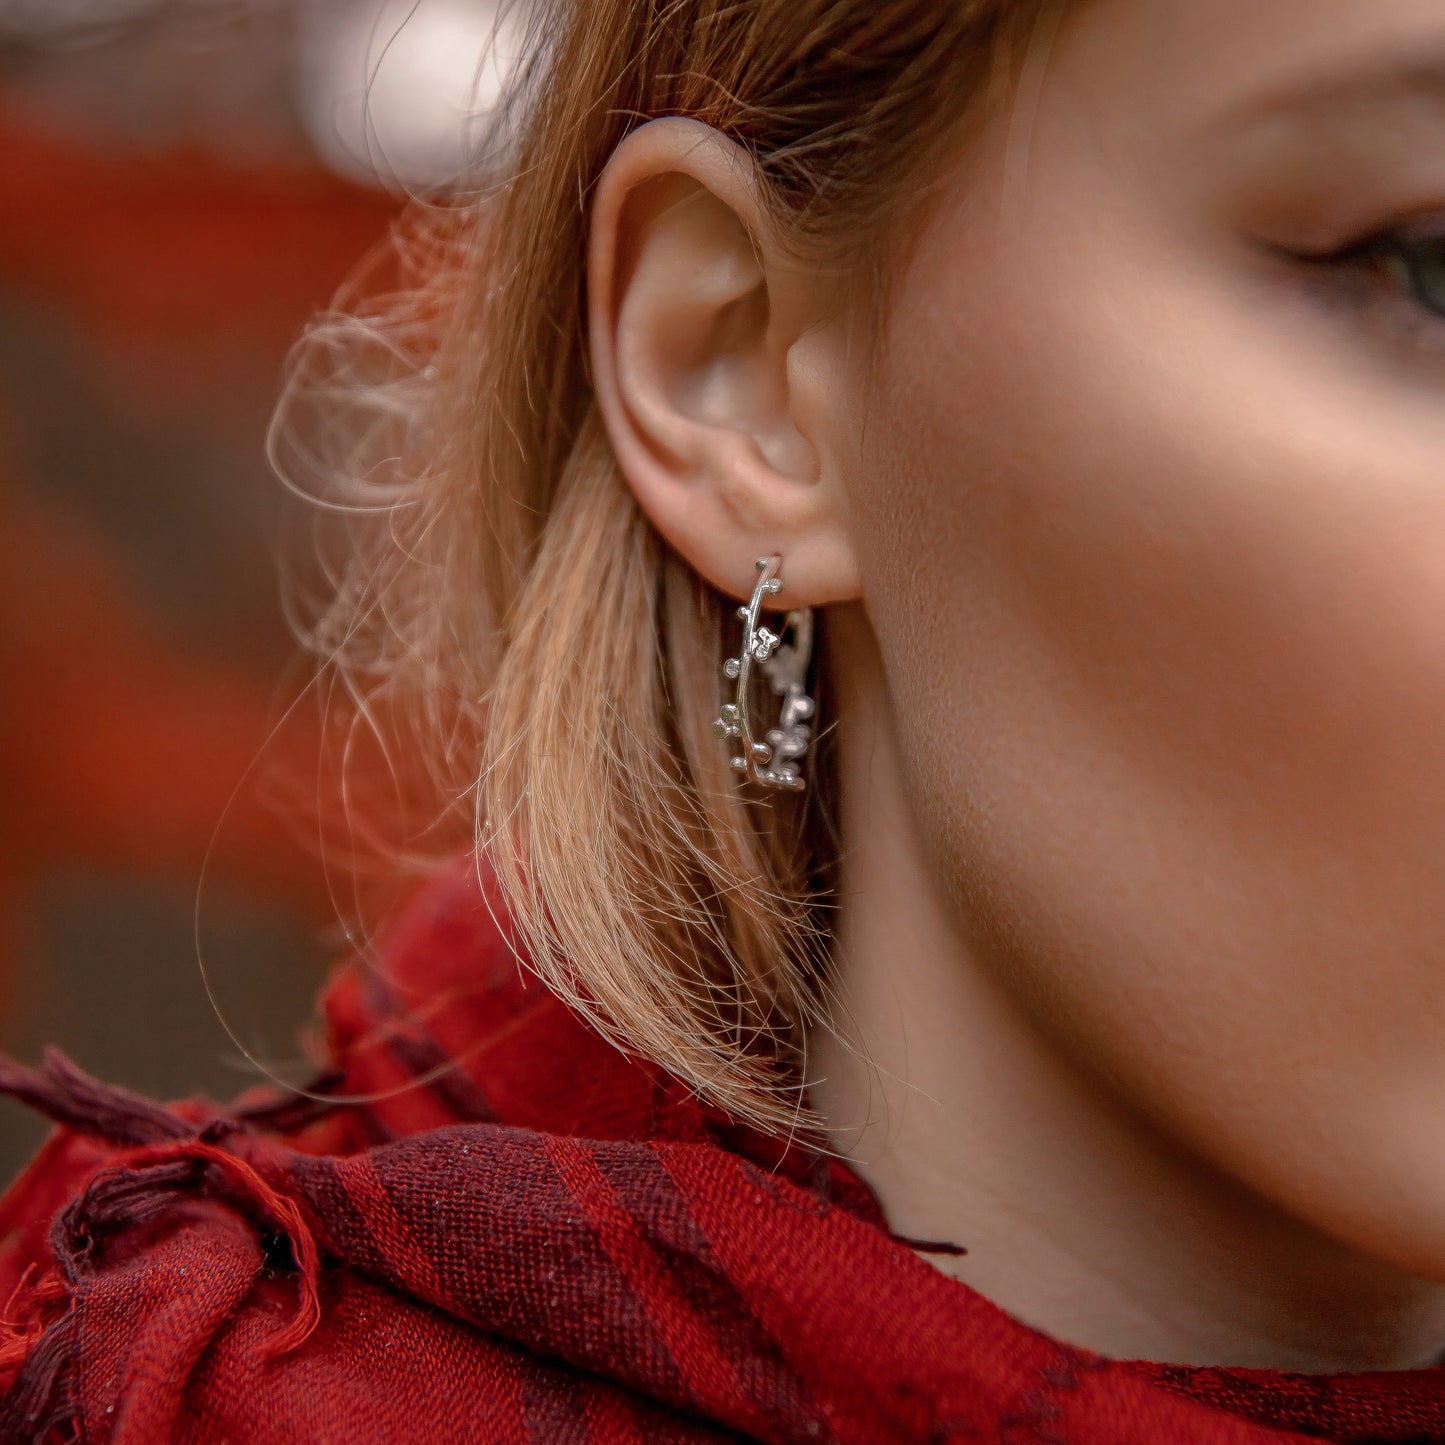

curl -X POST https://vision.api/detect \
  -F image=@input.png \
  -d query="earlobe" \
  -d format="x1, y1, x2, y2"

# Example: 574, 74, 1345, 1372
587, 117, 863, 608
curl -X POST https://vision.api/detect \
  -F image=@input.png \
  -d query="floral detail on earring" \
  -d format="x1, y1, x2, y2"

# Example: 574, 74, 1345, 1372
750, 626, 781, 663
713, 557, 817, 792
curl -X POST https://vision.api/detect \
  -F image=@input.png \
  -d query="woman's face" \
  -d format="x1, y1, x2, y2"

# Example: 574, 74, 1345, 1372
855, 0, 1445, 1278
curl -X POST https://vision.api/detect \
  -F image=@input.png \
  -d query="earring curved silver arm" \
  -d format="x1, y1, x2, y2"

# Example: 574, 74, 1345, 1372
712, 556, 817, 792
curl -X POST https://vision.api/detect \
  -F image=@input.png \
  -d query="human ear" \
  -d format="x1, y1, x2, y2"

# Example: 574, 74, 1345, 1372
587, 116, 863, 607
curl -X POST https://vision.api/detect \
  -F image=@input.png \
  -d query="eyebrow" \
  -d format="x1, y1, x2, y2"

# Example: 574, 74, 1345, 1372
1223, 50, 1445, 128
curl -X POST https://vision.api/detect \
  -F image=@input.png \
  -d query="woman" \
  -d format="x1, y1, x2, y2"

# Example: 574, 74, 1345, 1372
6, 0, 1445, 1438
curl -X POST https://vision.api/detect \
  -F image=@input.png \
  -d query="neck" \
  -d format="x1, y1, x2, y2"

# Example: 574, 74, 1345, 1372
807, 603, 1445, 1372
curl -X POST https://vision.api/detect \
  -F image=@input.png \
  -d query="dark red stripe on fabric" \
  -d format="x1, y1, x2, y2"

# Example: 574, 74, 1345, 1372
584, 1380, 758, 1444
233, 1069, 348, 1135
507, 1197, 768, 1443
521, 1356, 595, 1445
334, 1152, 455, 1313
288, 1126, 692, 1414
380, 1030, 499, 1124
542, 1136, 764, 1431
1144, 1361, 1445, 1441
594, 1143, 825, 1437
315, 970, 499, 1153
287, 1152, 379, 1266
349, 1106, 402, 1148
658, 1146, 1288, 1445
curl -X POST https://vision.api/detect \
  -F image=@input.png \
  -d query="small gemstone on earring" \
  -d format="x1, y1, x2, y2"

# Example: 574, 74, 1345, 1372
723, 659, 741, 679
751, 627, 780, 661
730, 756, 748, 772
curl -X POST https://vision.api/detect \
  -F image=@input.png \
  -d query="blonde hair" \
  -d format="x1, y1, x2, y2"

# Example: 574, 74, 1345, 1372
273, 0, 1056, 1131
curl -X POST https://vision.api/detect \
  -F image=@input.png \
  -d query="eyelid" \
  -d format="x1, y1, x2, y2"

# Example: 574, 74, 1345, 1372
1396, 213, 1445, 244
1282, 211, 1445, 361
1311, 208, 1445, 264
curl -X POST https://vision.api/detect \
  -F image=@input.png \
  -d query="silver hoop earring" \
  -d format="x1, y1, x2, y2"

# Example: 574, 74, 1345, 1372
713, 556, 817, 792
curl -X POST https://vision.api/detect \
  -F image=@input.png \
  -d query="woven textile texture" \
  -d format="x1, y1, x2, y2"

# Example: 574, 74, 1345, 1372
2, 862, 1445, 1443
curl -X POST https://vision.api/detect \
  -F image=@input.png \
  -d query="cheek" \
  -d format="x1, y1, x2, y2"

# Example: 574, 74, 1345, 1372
856, 209, 1445, 1273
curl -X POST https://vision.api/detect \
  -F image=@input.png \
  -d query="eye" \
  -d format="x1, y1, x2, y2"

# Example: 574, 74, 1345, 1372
1290, 218, 1445, 356
1370, 226, 1445, 321
1317, 220, 1445, 324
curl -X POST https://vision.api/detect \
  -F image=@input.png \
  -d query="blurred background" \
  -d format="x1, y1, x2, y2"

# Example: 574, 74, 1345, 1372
0, 0, 515, 1176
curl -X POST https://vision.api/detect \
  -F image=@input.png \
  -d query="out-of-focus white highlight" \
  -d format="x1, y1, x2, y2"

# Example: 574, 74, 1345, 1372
295, 0, 526, 192
0, 0, 177, 39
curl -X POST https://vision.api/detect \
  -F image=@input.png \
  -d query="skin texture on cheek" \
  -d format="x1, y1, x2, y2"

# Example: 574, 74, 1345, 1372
840, 0, 1445, 1330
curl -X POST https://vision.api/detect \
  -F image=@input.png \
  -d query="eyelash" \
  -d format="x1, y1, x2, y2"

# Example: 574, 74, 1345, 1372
1307, 220, 1445, 355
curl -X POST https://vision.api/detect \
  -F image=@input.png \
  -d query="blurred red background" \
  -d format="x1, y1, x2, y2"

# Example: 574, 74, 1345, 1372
0, 0, 489, 1175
